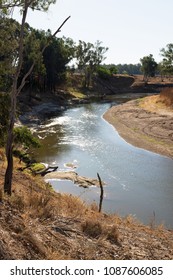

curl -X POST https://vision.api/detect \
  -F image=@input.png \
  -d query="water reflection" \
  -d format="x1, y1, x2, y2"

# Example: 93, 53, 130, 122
34, 102, 173, 228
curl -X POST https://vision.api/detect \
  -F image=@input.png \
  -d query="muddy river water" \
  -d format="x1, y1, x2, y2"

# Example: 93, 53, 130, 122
33, 101, 173, 228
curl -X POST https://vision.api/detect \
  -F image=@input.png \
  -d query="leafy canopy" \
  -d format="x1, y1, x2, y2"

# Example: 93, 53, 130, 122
140, 54, 157, 81
160, 43, 173, 75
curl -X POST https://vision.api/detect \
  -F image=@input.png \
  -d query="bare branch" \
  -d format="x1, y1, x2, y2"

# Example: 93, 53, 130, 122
52, 16, 71, 37
16, 16, 71, 95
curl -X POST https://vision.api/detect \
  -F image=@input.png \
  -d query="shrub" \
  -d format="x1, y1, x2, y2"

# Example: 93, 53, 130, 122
30, 163, 45, 173
13, 126, 40, 150
159, 87, 173, 106
109, 66, 118, 75
81, 219, 103, 238
81, 218, 119, 243
96, 66, 111, 80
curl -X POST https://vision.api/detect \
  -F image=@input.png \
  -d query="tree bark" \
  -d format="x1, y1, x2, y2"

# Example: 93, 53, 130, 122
4, 2, 29, 195
3, 9, 70, 195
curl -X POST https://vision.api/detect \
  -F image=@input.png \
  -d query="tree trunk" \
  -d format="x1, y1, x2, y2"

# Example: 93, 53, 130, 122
4, 144, 13, 195
3, 9, 70, 195
3, 3, 28, 195
4, 83, 17, 195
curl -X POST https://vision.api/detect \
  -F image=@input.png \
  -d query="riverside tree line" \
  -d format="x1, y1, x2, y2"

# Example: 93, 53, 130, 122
1, 0, 173, 195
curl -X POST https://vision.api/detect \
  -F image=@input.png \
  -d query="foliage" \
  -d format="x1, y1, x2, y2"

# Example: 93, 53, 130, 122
160, 44, 173, 76
109, 65, 118, 75
13, 149, 31, 164
0, 18, 20, 91
75, 40, 108, 88
140, 54, 158, 81
18, 26, 75, 92
13, 126, 40, 150
104, 63, 142, 75
30, 163, 45, 172
43, 36, 75, 91
0, 0, 56, 10
96, 66, 111, 79
2, 0, 58, 195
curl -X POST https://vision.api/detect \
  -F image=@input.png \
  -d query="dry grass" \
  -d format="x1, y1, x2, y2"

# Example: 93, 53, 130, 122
159, 87, 173, 106
0, 148, 5, 168
26, 191, 56, 220
81, 219, 102, 238
1, 160, 173, 259
139, 90, 173, 115
81, 217, 119, 244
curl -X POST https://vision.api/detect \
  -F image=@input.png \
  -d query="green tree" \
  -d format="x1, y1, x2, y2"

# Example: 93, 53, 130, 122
140, 54, 158, 82
1, 0, 70, 195
109, 65, 118, 75
76, 40, 108, 88
96, 66, 111, 79
19, 28, 74, 93
0, 17, 20, 91
160, 43, 173, 76
13, 126, 40, 150
43, 36, 75, 91
104, 63, 142, 75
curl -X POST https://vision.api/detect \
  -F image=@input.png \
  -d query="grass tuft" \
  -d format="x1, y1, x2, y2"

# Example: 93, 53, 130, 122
81, 218, 119, 243
159, 87, 173, 106
81, 219, 102, 238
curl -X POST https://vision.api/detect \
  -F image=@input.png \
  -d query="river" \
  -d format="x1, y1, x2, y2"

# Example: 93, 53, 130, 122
32, 100, 173, 228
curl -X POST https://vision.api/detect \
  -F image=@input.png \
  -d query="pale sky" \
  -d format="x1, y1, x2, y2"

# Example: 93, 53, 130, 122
13, 0, 173, 64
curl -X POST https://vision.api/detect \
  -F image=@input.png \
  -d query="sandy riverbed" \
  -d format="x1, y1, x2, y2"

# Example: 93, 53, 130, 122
103, 96, 173, 159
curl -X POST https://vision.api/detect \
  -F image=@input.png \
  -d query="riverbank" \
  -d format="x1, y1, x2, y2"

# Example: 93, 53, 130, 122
0, 160, 173, 260
18, 74, 173, 124
103, 95, 173, 159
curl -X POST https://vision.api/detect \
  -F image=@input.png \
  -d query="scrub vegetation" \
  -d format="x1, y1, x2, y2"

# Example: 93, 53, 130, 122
0, 154, 173, 260
1, 1, 173, 260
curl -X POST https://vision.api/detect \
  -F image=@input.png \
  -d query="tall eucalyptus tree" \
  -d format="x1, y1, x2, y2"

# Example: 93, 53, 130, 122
1, 0, 70, 195
76, 40, 108, 88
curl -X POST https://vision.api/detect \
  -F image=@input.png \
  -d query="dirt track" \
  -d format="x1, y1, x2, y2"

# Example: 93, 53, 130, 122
104, 98, 173, 159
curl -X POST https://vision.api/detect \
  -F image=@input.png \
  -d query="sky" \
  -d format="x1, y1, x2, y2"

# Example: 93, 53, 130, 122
13, 0, 173, 65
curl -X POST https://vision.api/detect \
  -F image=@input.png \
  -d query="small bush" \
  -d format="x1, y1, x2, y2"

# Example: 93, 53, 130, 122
30, 163, 45, 173
159, 87, 173, 106
8, 194, 25, 212
61, 194, 87, 217
82, 219, 102, 238
82, 218, 119, 243
27, 191, 55, 221
105, 225, 119, 244
13, 149, 31, 164
13, 126, 40, 149
96, 66, 111, 80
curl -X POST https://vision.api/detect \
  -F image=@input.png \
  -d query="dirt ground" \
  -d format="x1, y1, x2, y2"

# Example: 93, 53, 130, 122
103, 95, 173, 159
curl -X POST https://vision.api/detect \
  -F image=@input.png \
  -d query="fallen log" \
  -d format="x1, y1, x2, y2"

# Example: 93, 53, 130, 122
44, 171, 106, 188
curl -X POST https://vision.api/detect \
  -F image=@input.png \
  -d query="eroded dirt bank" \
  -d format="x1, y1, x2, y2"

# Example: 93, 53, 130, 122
103, 96, 173, 159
